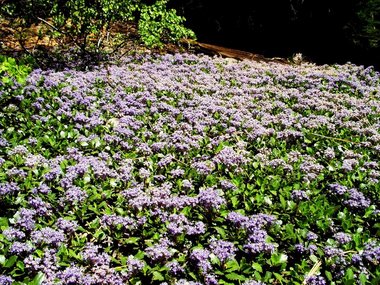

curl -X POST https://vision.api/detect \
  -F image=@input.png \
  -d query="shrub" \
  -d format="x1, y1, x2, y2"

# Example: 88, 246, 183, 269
0, 0, 195, 56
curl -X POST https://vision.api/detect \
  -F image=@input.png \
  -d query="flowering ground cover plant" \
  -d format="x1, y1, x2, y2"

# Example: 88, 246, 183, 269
0, 53, 379, 285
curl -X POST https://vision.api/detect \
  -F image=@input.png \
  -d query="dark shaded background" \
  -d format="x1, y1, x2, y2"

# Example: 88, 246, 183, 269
170, 0, 380, 69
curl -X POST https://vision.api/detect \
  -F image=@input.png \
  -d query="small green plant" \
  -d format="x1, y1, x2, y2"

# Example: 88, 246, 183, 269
138, 0, 196, 47
0, 56, 31, 86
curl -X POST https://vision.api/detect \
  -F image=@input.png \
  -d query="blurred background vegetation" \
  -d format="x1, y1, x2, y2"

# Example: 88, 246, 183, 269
0, 0, 379, 68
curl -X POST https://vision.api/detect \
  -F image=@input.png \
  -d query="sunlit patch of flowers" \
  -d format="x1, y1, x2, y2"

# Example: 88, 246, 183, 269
0, 53, 380, 284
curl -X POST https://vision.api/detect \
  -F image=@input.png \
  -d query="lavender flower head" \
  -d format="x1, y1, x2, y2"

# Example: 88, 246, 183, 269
329, 183, 348, 195
166, 261, 185, 276
127, 255, 145, 274
190, 248, 212, 273
209, 239, 236, 263
333, 232, 352, 245
56, 218, 79, 234
145, 238, 173, 262
304, 275, 326, 285
291, 190, 309, 201
82, 243, 111, 266
0, 182, 20, 195
0, 275, 13, 285
9, 241, 34, 255
3, 227, 26, 241
56, 266, 85, 284
306, 232, 318, 241
197, 187, 226, 209
14, 208, 36, 231
31, 227, 65, 247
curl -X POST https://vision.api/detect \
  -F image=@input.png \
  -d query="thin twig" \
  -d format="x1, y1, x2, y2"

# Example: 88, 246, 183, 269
37, 17, 67, 34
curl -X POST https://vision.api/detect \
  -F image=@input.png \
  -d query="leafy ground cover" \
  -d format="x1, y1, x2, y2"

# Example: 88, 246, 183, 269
0, 53, 380, 285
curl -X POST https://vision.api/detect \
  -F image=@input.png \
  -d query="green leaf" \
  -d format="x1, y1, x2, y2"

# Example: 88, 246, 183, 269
252, 262, 263, 273
270, 253, 288, 266
225, 259, 240, 272
213, 226, 227, 238
4, 255, 18, 268
310, 255, 319, 263
225, 273, 246, 281
0, 255, 6, 264
359, 273, 367, 285
325, 271, 333, 281
124, 237, 140, 244
274, 272, 284, 282
29, 272, 45, 285
152, 271, 165, 281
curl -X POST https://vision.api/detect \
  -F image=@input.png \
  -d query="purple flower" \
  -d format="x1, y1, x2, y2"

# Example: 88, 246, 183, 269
197, 187, 226, 209
56, 218, 78, 234
295, 243, 306, 253
82, 243, 111, 266
167, 261, 185, 276
6, 167, 27, 178
138, 168, 150, 179
182, 179, 193, 189
362, 241, 380, 264
8, 145, 28, 155
244, 242, 275, 255
0, 182, 20, 195
341, 159, 358, 172
175, 280, 202, 285
0, 275, 13, 285
190, 248, 212, 273
209, 239, 236, 263
63, 186, 88, 204
101, 214, 137, 231
9, 241, 34, 255
306, 232, 318, 241
220, 180, 237, 190
344, 188, 371, 209
170, 168, 185, 178
304, 275, 326, 285
57, 266, 84, 284
127, 256, 145, 274
145, 238, 173, 262
15, 208, 36, 231
32, 183, 52, 194
28, 196, 51, 216
3, 227, 26, 240
191, 161, 215, 175
291, 190, 309, 201
324, 246, 344, 258
333, 232, 352, 245
329, 183, 348, 195
205, 274, 218, 285
227, 211, 249, 227
213, 146, 247, 168
31, 227, 65, 247
186, 221, 206, 235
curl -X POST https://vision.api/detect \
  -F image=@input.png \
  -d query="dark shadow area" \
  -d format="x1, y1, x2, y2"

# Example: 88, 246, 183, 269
170, 0, 380, 69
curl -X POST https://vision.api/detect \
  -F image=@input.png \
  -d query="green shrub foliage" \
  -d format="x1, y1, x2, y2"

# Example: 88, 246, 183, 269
356, 0, 380, 48
0, 0, 195, 52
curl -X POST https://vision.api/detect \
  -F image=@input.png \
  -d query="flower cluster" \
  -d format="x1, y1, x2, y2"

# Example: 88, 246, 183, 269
1, 52, 379, 284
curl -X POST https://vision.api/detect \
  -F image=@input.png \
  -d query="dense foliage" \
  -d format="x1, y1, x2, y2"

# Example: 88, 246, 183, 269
0, 54, 380, 284
0, 0, 195, 52
356, 0, 380, 49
